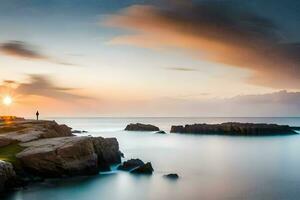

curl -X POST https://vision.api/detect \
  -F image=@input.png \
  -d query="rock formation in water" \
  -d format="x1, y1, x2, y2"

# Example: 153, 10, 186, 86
0, 161, 17, 193
16, 136, 121, 177
117, 159, 145, 171
0, 119, 122, 192
163, 173, 179, 179
156, 131, 166, 134
125, 123, 160, 131
170, 122, 298, 135
130, 162, 154, 174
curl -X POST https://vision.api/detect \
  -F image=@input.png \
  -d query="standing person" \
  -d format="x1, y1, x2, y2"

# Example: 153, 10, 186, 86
36, 110, 39, 120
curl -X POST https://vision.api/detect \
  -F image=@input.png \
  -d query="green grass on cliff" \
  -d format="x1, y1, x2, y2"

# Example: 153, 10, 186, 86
0, 144, 24, 169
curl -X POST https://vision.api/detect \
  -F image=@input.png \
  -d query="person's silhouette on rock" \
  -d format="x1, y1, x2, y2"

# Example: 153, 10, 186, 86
36, 111, 39, 120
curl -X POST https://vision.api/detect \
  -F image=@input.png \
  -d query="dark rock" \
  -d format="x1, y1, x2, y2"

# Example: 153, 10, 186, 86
72, 130, 88, 134
156, 131, 166, 134
118, 159, 144, 171
0, 161, 17, 193
170, 122, 298, 136
16, 136, 121, 178
163, 173, 179, 179
130, 162, 154, 174
92, 137, 122, 165
125, 123, 160, 132
291, 126, 300, 131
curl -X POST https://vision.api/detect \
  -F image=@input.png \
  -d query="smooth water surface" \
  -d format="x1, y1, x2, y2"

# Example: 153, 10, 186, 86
4, 117, 300, 200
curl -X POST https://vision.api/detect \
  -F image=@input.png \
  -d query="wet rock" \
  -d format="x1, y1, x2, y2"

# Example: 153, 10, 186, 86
125, 123, 160, 132
16, 136, 121, 177
171, 122, 298, 135
72, 130, 88, 134
156, 131, 166, 134
163, 173, 179, 179
130, 162, 154, 175
118, 159, 144, 171
0, 160, 17, 193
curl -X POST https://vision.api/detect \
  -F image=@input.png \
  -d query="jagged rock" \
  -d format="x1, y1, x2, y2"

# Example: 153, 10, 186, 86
118, 159, 144, 171
156, 131, 166, 134
130, 162, 154, 174
163, 173, 179, 179
92, 137, 121, 171
0, 160, 17, 193
125, 123, 160, 131
170, 122, 298, 135
16, 136, 121, 177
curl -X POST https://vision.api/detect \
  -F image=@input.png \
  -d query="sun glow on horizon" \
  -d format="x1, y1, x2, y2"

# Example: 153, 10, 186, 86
3, 96, 13, 106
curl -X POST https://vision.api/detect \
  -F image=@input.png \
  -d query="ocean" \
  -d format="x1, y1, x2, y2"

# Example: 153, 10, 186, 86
4, 117, 300, 200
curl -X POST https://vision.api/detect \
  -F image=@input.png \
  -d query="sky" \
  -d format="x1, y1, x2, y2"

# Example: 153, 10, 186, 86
0, 0, 300, 117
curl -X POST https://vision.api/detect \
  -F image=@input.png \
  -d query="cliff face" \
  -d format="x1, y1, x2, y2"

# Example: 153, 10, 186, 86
171, 122, 298, 135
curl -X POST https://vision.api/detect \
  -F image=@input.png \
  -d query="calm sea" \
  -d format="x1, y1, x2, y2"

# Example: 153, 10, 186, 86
4, 117, 300, 200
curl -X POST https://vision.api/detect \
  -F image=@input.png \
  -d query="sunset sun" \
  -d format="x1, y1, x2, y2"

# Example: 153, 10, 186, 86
3, 96, 13, 106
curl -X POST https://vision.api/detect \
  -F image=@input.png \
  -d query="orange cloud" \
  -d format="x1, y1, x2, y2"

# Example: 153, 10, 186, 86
105, 2, 300, 89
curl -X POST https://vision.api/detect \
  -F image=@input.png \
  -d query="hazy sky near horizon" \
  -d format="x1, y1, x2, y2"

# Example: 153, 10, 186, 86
1, 0, 300, 117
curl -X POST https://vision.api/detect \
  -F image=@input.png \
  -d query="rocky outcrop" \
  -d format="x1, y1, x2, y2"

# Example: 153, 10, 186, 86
131, 162, 154, 174
0, 119, 124, 194
0, 161, 16, 193
156, 131, 166, 134
163, 173, 179, 179
16, 136, 121, 177
170, 122, 298, 135
92, 137, 121, 171
117, 159, 145, 171
72, 130, 88, 134
0, 121, 74, 147
125, 123, 160, 131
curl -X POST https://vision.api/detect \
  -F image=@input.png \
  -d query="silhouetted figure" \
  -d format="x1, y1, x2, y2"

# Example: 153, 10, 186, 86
36, 111, 39, 120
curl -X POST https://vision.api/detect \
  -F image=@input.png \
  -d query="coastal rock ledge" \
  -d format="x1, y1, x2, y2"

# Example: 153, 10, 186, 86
125, 123, 160, 132
170, 122, 298, 135
16, 136, 121, 177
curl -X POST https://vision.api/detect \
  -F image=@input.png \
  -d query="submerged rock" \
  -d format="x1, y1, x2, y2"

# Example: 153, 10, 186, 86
0, 160, 16, 193
156, 131, 166, 134
16, 136, 121, 177
72, 130, 88, 134
118, 159, 145, 171
130, 162, 154, 175
171, 122, 298, 135
163, 173, 179, 179
125, 123, 160, 132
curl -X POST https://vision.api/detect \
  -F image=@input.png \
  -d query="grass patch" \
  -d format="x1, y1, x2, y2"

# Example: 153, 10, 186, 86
0, 144, 24, 169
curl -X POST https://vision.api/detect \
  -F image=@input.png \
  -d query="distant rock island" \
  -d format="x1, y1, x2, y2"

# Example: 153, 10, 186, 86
0, 119, 122, 193
125, 123, 160, 131
171, 122, 299, 135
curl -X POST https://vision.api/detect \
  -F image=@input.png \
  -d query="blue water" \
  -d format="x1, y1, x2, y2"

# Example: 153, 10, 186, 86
4, 117, 300, 200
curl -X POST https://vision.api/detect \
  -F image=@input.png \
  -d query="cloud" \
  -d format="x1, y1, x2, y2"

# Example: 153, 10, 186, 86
0, 40, 78, 67
132, 90, 300, 117
0, 41, 45, 59
165, 67, 198, 72
0, 75, 90, 100
105, 1, 300, 89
